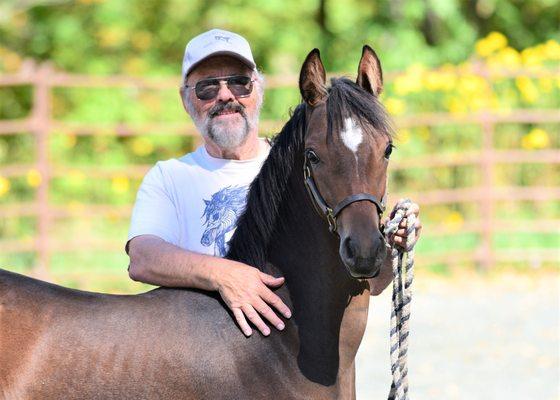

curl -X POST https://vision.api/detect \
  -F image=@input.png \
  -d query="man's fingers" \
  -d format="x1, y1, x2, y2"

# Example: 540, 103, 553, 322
259, 272, 285, 288
232, 308, 252, 337
406, 203, 420, 217
242, 304, 271, 336
415, 219, 423, 236
261, 289, 292, 319
254, 299, 285, 331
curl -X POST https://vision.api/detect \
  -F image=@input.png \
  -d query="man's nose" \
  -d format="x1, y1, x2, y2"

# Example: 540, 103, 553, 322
215, 81, 235, 102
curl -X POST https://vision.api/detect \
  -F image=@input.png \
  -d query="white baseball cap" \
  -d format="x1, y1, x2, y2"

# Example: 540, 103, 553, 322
181, 29, 256, 81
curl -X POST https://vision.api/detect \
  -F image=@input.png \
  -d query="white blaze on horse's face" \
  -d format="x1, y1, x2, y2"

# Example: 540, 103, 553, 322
340, 117, 363, 165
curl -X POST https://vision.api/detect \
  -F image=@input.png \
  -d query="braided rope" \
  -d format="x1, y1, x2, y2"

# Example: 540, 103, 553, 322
384, 199, 416, 400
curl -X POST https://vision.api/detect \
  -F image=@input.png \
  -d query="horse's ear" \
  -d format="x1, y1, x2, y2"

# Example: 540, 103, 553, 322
299, 48, 327, 106
356, 45, 383, 96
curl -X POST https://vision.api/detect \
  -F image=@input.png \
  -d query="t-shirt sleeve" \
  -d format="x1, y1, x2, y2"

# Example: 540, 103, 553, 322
126, 162, 180, 254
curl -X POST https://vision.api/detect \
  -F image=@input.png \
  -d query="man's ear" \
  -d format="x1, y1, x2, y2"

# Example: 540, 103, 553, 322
299, 49, 327, 106
356, 45, 383, 96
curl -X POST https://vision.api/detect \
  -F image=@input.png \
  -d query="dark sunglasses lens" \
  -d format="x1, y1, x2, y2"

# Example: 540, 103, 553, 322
226, 76, 252, 97
195, 79, 220, 100
194, 76, 253, 100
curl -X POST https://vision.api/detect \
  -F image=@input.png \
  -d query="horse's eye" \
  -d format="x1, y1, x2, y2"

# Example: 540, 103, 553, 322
306, 149, 321, 164
384, 143, 395, 159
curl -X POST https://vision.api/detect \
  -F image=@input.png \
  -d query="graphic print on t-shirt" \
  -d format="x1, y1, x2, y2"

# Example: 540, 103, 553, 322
200, 185, 249, 256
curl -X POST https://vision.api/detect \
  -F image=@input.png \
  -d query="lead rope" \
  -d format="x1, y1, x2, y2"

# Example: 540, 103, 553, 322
384, 199, 416, 400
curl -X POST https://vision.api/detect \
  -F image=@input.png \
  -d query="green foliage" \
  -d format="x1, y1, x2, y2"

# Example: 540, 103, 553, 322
1, 0, 559, 75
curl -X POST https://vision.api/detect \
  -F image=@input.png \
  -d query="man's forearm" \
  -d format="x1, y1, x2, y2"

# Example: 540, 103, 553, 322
368, 256, 393, 296
127, 234, 225, 290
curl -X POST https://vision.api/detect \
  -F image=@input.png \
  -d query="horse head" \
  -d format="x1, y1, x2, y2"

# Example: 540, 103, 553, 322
299, 46, 393, 279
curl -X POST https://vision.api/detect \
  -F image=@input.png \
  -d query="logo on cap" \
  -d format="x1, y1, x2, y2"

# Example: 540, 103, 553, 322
214, 35, 231, 43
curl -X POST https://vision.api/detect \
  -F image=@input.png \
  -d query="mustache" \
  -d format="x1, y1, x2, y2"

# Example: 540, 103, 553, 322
208, 102, 246, 119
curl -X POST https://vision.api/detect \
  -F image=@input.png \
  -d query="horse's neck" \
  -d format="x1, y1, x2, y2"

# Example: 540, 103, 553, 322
267, 165, 371, 385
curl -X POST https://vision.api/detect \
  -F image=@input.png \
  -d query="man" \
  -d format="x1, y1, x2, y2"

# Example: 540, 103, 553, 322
126, 29, 422, 338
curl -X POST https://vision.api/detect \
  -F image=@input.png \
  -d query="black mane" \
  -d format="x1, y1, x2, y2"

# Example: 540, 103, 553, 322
226, 78, 393, 268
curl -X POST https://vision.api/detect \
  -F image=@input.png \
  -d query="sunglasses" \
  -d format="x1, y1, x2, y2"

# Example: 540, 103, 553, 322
185, 75, 255, 101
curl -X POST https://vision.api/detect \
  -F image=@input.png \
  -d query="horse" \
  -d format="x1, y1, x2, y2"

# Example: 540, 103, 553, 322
201, 185, 249, 256
0, 46, 394, 399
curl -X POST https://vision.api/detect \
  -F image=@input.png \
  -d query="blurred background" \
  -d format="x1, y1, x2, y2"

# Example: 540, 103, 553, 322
0, 0, 558, 398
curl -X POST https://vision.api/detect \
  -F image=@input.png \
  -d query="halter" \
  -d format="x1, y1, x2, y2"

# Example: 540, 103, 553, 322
303, 153, 387, 234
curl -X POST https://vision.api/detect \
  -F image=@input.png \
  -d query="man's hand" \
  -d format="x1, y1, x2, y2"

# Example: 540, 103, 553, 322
213, 261, 292, 337
384, 199, 422, 249
369, 200, 422, 296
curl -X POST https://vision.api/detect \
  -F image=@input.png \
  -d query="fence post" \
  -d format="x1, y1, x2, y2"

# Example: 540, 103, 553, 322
478, 64, 495, 270
32, 63, 53, 279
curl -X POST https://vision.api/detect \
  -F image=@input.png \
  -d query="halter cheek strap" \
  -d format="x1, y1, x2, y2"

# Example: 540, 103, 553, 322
303, 156, 387, 234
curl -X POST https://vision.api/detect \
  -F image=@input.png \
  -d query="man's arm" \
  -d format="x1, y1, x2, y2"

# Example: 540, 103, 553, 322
368, 256, 394, 296
128, 234, 291, 337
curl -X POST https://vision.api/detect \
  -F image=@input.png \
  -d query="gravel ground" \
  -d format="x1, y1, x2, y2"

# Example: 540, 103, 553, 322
355, 272, 559, 400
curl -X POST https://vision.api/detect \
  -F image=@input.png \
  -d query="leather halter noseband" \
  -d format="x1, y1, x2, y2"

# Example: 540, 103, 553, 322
303, 153, 387, 234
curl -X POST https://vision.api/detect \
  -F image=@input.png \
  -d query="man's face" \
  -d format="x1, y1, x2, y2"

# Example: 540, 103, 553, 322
181, 56, 262, 150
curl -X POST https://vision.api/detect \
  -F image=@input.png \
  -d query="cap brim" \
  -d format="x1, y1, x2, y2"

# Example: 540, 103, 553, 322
185, 51, 256, 77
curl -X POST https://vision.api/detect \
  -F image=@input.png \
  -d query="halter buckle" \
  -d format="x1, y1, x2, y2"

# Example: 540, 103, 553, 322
326, 208, 337, 232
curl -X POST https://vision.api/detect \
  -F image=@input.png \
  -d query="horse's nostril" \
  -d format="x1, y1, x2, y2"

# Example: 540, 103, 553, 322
343, 237, 355, 260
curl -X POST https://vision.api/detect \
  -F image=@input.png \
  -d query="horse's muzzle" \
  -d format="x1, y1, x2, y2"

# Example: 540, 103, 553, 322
339, 231, 387, 279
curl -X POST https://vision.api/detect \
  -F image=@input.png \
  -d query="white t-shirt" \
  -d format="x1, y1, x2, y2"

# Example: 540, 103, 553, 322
127, 140, 270, 257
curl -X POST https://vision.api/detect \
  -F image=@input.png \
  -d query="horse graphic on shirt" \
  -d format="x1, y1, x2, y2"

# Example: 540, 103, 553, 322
200, 185, 249, 256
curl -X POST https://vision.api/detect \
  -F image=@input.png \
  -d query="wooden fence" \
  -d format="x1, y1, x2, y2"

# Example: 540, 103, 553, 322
0, 62, 558, 280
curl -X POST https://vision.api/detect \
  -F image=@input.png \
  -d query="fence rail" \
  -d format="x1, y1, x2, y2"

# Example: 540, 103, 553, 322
0, 63, 558, 278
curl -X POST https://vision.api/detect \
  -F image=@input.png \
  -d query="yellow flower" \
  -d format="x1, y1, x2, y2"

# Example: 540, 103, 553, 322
521, 47, 543, 67
394, 63, 425, 95
398, 129, 411, 145
457, 74, 493, 111
444, 97, 465, 114
112, 175, 130, 193
497, 47, 521, 66
475, 32, 508, 58
423, 71, 441, 91
444, 211, 464, 232
0, 176, 10, 197
543, 39, 560, 60
521, 128, 550, 150
131, 137, 154, 156
385, 98, 406, 115
26, 169, 42, 188
422, 66, 457, 92
515, 77, 538, 103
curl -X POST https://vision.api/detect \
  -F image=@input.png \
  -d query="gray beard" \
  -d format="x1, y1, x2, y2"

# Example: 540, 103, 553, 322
206, 115, 250, 150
